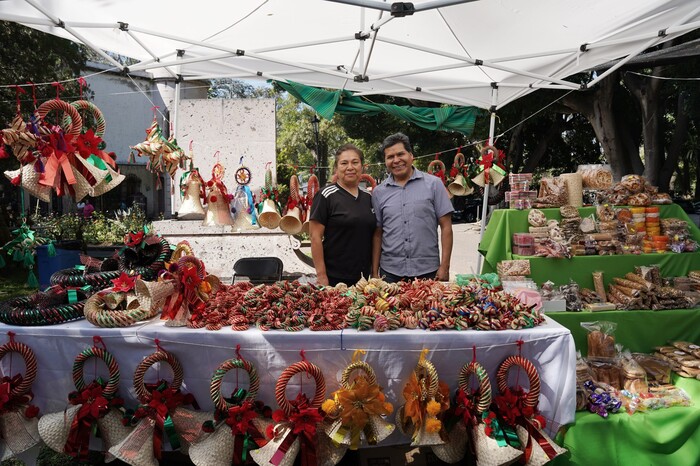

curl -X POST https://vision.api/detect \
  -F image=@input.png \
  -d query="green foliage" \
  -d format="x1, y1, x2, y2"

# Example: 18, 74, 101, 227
209, 78, 275, 99
82, 203, 149, 245
30, 213, 84, 242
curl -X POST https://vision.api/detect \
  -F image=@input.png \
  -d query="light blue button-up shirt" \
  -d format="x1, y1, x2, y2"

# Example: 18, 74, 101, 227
372, 168, 454, 277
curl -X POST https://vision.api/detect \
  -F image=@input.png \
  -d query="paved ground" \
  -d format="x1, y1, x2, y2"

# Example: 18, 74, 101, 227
449, 221, 485, 279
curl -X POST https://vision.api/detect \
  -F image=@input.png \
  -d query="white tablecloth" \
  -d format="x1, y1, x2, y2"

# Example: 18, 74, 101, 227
0, 316, 575, 445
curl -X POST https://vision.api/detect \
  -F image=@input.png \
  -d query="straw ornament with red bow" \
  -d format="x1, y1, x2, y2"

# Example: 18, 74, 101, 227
160, 252, 220, 326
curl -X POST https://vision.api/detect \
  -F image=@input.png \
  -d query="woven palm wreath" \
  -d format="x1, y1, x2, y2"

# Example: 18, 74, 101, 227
190, 354, 271, 466
109, 347, 208, 466
321, 353, 394, 450
433, 359, 522, 466
396, 350, 450, 447
51, 235, 172, 289
0, 286, 90, 326
493, 355, 567, 466
84, 278, 175, 328
0, 335, 42, 461
39, 342, 130, 462
251, 357, 342, 466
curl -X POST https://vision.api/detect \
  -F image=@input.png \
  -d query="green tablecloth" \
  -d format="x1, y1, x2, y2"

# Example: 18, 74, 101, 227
552, 375, 700, 466
478, 204, 700, 289
548, 308, 700, 353
549, 309, 700, 465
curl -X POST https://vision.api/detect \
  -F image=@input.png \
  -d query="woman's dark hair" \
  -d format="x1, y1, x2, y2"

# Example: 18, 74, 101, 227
380, 133, 412, 155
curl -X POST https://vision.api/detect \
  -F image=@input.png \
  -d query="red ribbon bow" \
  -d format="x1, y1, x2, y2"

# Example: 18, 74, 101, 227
65, 382, 118, 460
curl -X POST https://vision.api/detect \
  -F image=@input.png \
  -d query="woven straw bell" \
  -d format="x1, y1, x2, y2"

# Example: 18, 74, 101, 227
0, 411, 41, 461
4, 166, 51, 203
280, 174, 303, 235
257, 198, 281, 229
178, 172, 206, 220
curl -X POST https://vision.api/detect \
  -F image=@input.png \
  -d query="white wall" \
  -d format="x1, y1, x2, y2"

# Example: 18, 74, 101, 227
172, 98, 276, 215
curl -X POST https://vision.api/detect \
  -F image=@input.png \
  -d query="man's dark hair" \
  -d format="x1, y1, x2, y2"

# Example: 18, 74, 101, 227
380, 133, 413, 155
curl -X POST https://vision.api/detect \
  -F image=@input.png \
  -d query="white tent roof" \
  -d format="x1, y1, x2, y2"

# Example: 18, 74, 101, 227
2, 0, 699, 109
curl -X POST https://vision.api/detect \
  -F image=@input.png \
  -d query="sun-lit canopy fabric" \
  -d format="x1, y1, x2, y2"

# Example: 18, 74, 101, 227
1, 0, 699, 109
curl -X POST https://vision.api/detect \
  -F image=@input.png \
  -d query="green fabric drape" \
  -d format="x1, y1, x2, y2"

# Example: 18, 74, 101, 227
479, 204, 700, 289
275, 80, 483, 135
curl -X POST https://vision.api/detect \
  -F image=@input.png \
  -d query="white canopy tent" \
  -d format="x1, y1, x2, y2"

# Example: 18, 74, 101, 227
2, 0, 700, 269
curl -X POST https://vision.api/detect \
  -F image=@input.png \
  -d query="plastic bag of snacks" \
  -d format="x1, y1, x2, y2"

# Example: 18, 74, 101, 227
581, 320, 617, 358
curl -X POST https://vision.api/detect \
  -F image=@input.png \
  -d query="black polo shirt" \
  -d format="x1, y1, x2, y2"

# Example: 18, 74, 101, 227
310, 183, 376, 283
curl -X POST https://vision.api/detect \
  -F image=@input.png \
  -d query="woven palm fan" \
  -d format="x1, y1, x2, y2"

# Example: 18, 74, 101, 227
109, 348, 210, 466
495, 356, 566, 466
396, 351, 449, 447
251, 358, 342, 466
190, 355, 271, 466
38, 344, 131, 462
84, 279, 175, 328
0, 336, 41, 461
321, 354, 394, 450
302, 173, 320, 234
280, 174, 303, 235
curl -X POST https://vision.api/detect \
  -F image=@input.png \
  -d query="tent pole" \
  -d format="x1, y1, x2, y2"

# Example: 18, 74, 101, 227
475, 86, 498, 273
170, 52, 183, 219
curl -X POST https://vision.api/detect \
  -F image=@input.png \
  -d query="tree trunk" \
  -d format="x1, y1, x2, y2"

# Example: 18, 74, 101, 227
623, 71, 663, 185
522, 117, 563, 174
658, 92, 690, 192
506, 117, 525, 172
562, 74, 629, 180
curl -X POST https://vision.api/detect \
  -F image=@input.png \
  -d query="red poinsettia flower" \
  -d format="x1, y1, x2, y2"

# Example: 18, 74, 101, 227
225, 401, 259, 435
25, 405, 39, 418
289, 407, 323, 437
181, 264, 202, 289
111, 272, 138, 293
125, 230, 145, 247
74, 129, 103, 158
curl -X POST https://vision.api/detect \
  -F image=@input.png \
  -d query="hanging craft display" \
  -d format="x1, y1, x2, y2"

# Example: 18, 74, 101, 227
231, 157, 259, 231
359, 173, 377, 191
396, 349, 450, 447
427, 156, 453, 199
0, 333, 41, 461
190, 350, 271, 466
447, 150, 474, 196
83, 276, 175, 328
321, 350, 394, 450
0, 285, 90, 326
251, 355, 343, 466
1, 114, 38, 163
130, 118, 187, 191
302, 170, 320, 234
159, 247, 220, 327
257, 163, 282, 230
0, 220, 54, 287
177, 162, 206, 221
203, 161, 236, 226
109, 346, 209, 466
279, 173, 304, 235
472, 145, 507, 188
494, 355, 567, 466
38, 338, 131, 462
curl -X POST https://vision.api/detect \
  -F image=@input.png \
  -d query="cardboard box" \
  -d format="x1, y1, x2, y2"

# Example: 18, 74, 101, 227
541, 299, 566, 313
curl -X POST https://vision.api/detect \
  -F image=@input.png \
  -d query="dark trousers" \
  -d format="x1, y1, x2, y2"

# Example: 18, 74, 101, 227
379, 267, 437, 283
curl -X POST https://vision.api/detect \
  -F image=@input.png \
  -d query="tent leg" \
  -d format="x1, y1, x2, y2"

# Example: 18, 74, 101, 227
169, 68, 182, 219
475, 86, 498, 273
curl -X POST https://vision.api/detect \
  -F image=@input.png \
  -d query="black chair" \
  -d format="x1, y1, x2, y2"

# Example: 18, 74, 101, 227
232, 257, 284, 284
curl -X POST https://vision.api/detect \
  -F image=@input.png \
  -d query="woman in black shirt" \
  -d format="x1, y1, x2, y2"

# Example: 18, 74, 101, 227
309, 144, 376, 286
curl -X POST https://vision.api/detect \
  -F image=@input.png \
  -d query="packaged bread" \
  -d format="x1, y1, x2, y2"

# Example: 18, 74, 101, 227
587, 357, 623, 389
582, 321, 617, 358
592, 271, 606, 301
560, 204, 579, 218
671, 341, 700, 357
632, 353, 672, 384
528, 208, 547, 227
620, 350, 648, 393
651, 193, 672, 205
497, 259, 531, 276
620, 174, 645, 193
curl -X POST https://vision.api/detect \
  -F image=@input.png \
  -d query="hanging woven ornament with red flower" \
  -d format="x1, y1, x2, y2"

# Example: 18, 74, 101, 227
177, 146, 206, 221
321, 350, 394, 451
280, 173, 304, 235
159, 247, 221, 327
109, 345, 210, 466
190, 349, 272, 466
493, 354, 567, 466
203, 160, 236, 226
0, 333, 42, 461
38, 338, 131, 462
302, 168, 320, 234
130, 118, 187, 191
472, 144, 507, 188
396, 349, 450, 447
447, 150, 474, 196
257, 163, 282, 230
251, 353, 342, 466
427, 155, 454, 199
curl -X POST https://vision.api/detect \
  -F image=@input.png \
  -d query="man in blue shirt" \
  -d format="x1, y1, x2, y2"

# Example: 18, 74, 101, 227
371, 133, 454, 283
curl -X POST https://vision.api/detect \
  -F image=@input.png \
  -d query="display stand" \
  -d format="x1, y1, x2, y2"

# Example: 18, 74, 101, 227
478, 204, 700, 288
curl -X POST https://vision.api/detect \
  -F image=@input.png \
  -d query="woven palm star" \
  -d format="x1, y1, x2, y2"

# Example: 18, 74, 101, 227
2, 114, 37, 162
